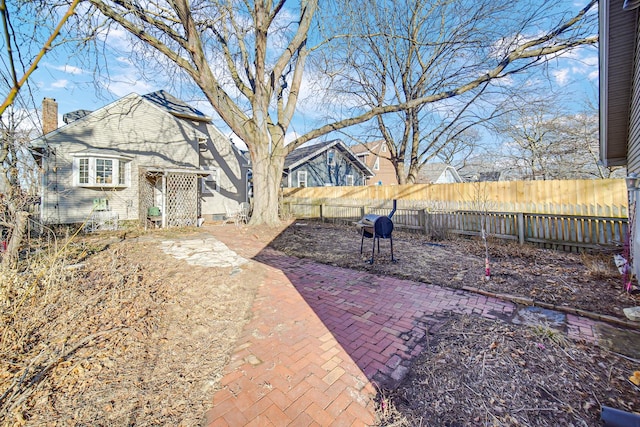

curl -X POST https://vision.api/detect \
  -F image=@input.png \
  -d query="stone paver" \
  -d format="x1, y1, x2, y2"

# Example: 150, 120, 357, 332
196, 225, 603, 426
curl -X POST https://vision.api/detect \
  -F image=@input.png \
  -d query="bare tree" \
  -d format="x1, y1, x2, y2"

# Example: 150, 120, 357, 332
493, 99, 619, 180
0, 0, 80, 266
61, 0, 598, 224
316, 0, 598, 185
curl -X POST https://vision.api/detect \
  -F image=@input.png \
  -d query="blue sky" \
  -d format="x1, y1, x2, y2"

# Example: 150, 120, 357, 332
14, 0, 599, 149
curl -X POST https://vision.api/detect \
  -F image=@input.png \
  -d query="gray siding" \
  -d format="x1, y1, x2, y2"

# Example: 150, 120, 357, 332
629, 12, 640, 173
601, 0, 638, 165
631, 13, 640, 281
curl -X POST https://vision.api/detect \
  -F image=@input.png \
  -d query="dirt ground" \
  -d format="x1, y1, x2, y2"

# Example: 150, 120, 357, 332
2, 220, 640, 426
268, 220, 640, 321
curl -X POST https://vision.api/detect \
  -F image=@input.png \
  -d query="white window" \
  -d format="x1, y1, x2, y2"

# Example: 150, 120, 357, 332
96, 158, 113, 184
346, 174, 354, 186
327, 149, 335, 166
78, 158, 89, 184
381, 144, 387, 152
373, 157, 380, 171
297, 170, 307, 187
73, 155, 131, 188
201, 167, 220, 193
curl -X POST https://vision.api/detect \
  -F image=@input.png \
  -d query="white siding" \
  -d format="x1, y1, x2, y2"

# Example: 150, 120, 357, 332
196, 122, 249, 218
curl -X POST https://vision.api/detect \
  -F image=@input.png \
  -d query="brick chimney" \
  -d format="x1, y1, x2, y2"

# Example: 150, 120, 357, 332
42, 98, 58, 135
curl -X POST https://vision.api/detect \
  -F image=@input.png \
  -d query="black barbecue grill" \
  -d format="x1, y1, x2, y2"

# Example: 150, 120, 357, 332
355, 200, 397, 264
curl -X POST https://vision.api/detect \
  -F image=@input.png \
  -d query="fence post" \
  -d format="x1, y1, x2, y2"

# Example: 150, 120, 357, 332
419, 209, 426, 233
424, 209, 432, 235
320, 204, 324, 221
517, 212, 525, 245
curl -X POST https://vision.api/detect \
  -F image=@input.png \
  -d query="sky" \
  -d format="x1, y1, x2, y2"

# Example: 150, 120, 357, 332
7, 0, 599, 151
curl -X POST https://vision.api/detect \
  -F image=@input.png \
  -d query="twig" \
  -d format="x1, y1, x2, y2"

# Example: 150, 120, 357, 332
0, 328, 125, 413
463, 382, 482, 397
602, 348, 640, 364
513, 407, 561, 413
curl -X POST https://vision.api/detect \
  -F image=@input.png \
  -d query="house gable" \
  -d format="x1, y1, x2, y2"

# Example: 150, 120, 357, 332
351, 141, 398, 185
284, 140, 373, 187
416, 163, 463, 184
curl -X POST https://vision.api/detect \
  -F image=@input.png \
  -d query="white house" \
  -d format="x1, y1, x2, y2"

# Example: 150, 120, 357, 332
31, 91, 250, 228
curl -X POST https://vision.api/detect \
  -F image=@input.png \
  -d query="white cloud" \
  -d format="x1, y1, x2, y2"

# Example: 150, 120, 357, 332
51, 79, 69, 89
58, 65, 83, 75
102, 77, 154, 98
285, 131, 300, 145
553, 68, 570, 85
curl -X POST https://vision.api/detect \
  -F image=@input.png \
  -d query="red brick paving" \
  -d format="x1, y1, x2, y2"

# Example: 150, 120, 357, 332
203, 225, 601, 426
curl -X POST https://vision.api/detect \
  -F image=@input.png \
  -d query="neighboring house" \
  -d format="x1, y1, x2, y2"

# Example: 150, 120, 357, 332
351, 141, 398, 185
283, 140, 374, 188
31, 91, 250, 228
415, 163, 463, 184
599, 0, 640, 278
461, 171, 503, 182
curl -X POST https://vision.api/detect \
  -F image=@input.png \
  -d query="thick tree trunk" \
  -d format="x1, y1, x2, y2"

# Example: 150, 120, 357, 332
2, 211, 29, 268
248, 141, 286, 226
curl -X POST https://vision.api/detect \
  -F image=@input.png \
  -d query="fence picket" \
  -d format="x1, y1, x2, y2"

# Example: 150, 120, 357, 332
282, 198, 628, 252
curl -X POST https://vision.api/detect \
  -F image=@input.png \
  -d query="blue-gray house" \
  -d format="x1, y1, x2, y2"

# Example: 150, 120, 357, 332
283, 140, 374, 187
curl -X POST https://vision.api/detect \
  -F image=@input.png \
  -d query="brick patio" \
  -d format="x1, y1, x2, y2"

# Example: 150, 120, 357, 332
203, 225, 600, 426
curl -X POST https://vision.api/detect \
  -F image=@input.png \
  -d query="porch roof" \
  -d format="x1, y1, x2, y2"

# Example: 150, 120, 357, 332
142, 166, 211, 177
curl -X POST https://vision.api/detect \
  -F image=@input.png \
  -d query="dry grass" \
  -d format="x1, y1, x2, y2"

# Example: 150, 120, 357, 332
0, 228, 258, 426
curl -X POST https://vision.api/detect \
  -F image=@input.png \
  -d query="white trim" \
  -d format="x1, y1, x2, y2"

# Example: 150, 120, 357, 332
297, 170, 307, 187
73, 156, 131, 188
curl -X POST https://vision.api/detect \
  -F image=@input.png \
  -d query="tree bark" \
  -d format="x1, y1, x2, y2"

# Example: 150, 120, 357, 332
248, 138, 286, 226
2, 210, 28, 268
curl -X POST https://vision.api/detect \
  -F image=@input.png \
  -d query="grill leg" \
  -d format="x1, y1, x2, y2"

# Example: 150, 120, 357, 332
360, 231, 365, 254
390, 236, 397, 263
369, 236, 376, 264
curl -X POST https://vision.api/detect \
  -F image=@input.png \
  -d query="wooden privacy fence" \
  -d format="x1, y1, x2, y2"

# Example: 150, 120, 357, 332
283, 178, 628, 216
282, 200, 628, 252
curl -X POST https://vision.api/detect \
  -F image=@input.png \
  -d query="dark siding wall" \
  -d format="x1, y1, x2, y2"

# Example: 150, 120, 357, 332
290, 149, 365, 187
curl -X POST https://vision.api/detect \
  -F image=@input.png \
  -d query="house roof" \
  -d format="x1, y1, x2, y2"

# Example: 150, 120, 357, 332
599, 0, 638, 166
350, 140, 383, 156
417, 163, 462, 183
142, 90, 211, 122
31, 91, 211, 148
63, 110, 92, 124
462, 171, 502, 182
284, 140, 374, 176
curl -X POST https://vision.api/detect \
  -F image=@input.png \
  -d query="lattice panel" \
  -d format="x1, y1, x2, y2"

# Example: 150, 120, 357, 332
166, 173, 198, 227
139, 170, 156, 226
